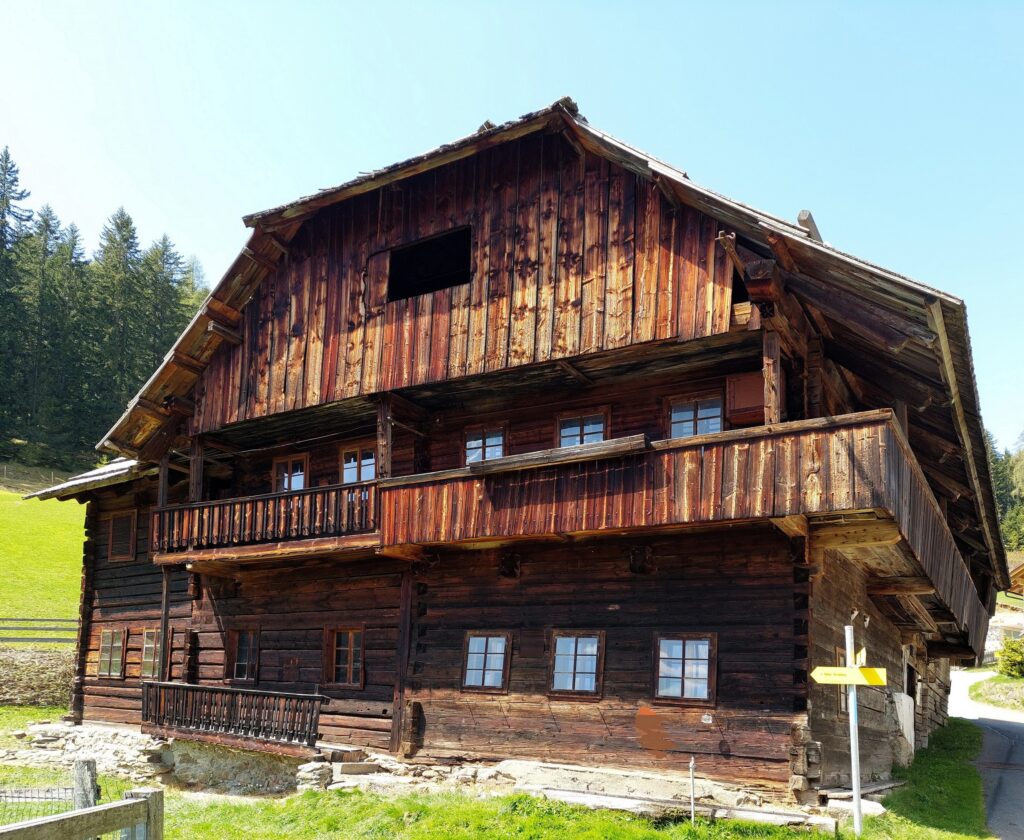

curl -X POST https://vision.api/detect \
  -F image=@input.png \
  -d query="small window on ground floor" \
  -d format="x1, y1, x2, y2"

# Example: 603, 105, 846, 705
654, 634, 716, 704
463, 633, 511, 692
227, 629, 260, 683
140, 629, 162, 680
325, 627, 364, 687
107, 511, 136, 562
549, 631, 604, 697
97, 628, 126, 678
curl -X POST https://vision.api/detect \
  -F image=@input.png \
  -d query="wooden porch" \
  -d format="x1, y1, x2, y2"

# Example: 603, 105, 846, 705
379, 409, 989, 655
140, 681, 327, 756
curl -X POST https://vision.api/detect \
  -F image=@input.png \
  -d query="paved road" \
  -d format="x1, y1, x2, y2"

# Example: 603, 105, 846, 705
949, 669, 1024, 840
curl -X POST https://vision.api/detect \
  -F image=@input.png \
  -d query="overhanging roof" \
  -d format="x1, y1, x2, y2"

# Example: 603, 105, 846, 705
25, 458, 156, 502
93, 96, 1008, 587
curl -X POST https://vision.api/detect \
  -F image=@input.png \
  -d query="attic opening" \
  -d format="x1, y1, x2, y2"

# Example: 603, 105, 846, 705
388, 226, 471, 301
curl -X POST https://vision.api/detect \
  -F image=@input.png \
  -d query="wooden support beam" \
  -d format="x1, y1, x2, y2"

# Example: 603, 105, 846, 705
922, 464, 973, 502
763, 330, 782, 424
771, 514, 808, 539
390, 570, 414, 752
805, 336, 824, 418
811, 520, 902, 549
164, 396, 195, 417
377, 396, 393, 480
926, 641, 977, 661
207, 320, 242, 346
188, 438, 204, 503
900, 594, 941, 634
796, 210, 823, 243
717, 231, 746, 278
763, 229, 798, 272
241, 246, 278, 274
137, 415, 181, 464
556, 359, 594, 386
169, 351, 205, 376
265, 233, 290, 256
867, 577, 936, 596
157, 455, 169, 508
136, 398, 168, 420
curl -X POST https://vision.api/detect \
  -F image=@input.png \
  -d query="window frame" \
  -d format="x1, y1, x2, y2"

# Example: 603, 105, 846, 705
97, 628, 127, 679
140, 628, 162, 681
225, 628, 261, 685
107, 511, 137, 563
339, 440, 377, 486
547, 629, 606, 700
271, 453, 310, 493
664, 391, 726, 441
463, 424, 508, 466
387, 226, 473, 302
554, 408, 610, 449
651, 632, 717, 707
461, 631, 513, 695
323, 625, 366, 689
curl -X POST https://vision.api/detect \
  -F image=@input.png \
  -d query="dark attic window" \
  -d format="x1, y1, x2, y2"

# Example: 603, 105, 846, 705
388, 227, 471, 301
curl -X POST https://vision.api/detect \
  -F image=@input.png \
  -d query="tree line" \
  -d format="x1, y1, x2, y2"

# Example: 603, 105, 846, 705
988, 432, 1024, 554
0, 146, 207, 468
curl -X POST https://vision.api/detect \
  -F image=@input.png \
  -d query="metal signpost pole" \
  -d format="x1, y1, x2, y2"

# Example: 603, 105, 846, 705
845, 624, 863, 837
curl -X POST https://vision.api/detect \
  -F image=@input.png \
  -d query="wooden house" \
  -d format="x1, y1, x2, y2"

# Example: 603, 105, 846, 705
31, 98, 1007, 801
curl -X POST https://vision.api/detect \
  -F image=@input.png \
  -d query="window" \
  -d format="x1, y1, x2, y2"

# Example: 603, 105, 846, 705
836, 647, 848, 714
388, 227, 472, 301
550, 631, 604, 697
272, 454, 308, 492
669, 396, 723, 439
140, 629, 161, 680
463, 633, 511, 692
325, 628, 364, 687
227, 629, 260, 683
906, 663, 919, 706
654, 634, 716, 704
558, 413, 606, 448
465, 427, 505, 464
108, 511, 136, 562
97, 629, 125, 678
341, 447, 376, 484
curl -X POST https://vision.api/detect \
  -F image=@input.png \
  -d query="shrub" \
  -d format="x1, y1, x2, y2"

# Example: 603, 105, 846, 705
995, 637, 1024, 678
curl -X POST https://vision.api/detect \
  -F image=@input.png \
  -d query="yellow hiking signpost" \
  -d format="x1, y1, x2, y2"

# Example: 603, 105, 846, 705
810, 666, 887, 686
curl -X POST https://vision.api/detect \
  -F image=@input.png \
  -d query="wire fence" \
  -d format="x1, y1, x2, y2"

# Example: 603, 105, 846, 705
0, 762, 136, 837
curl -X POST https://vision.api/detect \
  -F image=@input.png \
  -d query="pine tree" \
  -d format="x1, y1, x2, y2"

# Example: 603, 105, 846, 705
141, 235, 186, 371
0, 147, 33, 438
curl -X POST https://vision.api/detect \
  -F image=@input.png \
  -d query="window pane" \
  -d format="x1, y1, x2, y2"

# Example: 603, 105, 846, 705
290, 460, 305, 490
697, 398, 721, 418
552, 672, 573, 691
685, 660, 709, 679
483, 669, 503, 687
577, 637, 599, 656
343, 452, 359, 484
696, 416, 721, 435
659, 677, 682, 697
574, 673, 596, 692
466, 446, 483, 463
660, 658, 682, 679
686, 640, 709, 660
467, 653, 485, 671
466, 431, 483, 449
361, 451, 375, 481
576, 655, 597, 675
660, 639, 683, 659
485, 430, 503, 448
485, 653, 505, 671
554, 654, 575, 674
488, 636, 506, 654
555, 636, 575, 655
468, 636, 487, 653
684, 678, 709, 699
559, 420, 580, 447
582, 415, 604, 443
464, 669, 483, 686
485, 443, 504, 460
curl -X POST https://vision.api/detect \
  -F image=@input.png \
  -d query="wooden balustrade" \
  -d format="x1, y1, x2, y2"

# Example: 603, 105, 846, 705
151, 482, 376, 553
141, 681, 326, 751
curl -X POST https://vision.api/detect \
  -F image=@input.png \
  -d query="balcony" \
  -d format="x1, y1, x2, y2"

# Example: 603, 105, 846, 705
379, 409, 988, 655
151, 482, 378, 563
141, 681, 326, 756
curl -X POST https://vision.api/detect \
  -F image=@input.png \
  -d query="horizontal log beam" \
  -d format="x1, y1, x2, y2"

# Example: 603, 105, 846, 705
810, 520, 901, 549
867, 577, 936, 596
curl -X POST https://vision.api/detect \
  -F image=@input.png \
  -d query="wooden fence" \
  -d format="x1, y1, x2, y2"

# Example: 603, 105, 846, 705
0, 618, 77, 645
0, 788, 162, 840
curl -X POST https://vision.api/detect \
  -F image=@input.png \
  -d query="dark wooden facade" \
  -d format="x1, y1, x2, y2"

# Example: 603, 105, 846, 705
46, 101, 1006, 802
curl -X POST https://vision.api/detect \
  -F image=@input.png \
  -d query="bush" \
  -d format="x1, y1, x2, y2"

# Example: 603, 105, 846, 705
0, 646, 74, 706
995, 637, 1024, 678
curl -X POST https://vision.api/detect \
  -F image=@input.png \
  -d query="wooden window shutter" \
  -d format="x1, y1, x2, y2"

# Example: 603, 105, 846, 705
108, 512, 136, 562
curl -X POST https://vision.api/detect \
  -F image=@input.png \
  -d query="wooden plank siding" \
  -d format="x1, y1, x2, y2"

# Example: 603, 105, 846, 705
380, 411, 988, 655
194, 138, 735, 435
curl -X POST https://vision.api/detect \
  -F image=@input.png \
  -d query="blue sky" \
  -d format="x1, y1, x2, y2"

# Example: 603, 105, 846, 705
3, 1, 1021, 448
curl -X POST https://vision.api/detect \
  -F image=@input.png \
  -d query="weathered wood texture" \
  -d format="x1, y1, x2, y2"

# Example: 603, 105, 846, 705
193, 138, 735, 434
381, 411, 987, 654
407, 528, 801, 792
190, 557, 406, 750
80, 489, 192, 726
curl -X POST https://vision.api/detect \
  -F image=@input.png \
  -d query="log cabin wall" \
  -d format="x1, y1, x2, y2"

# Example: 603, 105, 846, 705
807, 551, 946, 787
193, 135, 736, 435
190, 556, 408, 750
80, 483, 191, 725
407, 526, 802, 794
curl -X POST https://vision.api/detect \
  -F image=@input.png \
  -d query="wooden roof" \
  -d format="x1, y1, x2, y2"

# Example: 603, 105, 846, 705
95, 96, 1008, 587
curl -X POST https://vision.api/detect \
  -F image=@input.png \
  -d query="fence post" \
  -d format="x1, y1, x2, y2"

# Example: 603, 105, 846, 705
73, 759, 98, 809
124, 789, 163, 840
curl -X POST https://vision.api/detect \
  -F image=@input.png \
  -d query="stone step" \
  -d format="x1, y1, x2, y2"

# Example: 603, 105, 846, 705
332, 762, 381, 779
318, 747, 367, 763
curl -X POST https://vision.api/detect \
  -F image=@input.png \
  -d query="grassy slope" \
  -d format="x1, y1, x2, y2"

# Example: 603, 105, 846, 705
0, 491, 84, 620
968, 674, 1024, 713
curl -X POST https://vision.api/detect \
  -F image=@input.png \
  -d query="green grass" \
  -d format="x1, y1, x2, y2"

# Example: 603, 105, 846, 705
0, 490, 84, 621
0, 706, 68, 748
861, 718, 992, 839
0, 461, 77, 496
968, 674, 1024, 713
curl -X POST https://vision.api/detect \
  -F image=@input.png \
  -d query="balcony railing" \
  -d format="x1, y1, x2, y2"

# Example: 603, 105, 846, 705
151, 482, 377, 553
379, 410, 988, 655
141, 681, 326, 751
